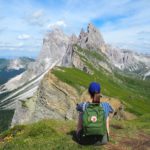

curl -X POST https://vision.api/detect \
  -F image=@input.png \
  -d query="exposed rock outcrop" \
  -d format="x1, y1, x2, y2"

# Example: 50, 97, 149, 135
11, 96, 37, 126
78, 23, 105, 51
11, 71, 79, 126
35, 29, 69, 72
32, 71, 79, 121
62, 34, 78, 67
2, 29, 69, 91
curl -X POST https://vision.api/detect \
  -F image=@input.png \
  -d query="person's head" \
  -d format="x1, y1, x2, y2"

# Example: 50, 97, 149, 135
88, 82, 101, 103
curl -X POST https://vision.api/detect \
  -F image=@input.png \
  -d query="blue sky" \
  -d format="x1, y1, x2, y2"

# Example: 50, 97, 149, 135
0, 0, 150, 58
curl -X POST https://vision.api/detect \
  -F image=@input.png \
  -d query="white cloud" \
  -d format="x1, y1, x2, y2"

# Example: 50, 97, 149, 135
47, 20, 67, 29
17, 34, 31, 40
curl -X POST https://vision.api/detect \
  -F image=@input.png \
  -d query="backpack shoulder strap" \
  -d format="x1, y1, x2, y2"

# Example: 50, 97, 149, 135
99, 103, 104, 110
83, 102, 92, 111
83, 102, 87, 111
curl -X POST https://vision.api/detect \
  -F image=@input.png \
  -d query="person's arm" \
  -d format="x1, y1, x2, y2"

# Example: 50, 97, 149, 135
106, 116, 110, 136
105, 102, 114, 136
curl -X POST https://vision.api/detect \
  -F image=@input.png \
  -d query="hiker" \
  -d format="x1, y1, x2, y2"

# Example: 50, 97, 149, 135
76, 82, 113, 145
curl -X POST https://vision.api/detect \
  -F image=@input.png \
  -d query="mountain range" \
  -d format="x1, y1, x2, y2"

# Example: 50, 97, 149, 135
0, 23, 150, 128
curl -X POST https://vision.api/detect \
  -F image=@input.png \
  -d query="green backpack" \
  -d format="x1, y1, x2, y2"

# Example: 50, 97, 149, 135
82, 103, 107, 136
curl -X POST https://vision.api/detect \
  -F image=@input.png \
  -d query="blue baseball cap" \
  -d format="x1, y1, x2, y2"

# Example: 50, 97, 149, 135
88, 82, 101, 95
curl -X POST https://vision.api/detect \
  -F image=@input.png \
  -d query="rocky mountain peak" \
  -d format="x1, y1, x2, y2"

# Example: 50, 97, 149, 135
62, 23, 106, 67
31, 28, 69, 75
0, 28, 70, 96
78, 23, 105, 51
43, 28, 68, 43
87, 23, 97, 33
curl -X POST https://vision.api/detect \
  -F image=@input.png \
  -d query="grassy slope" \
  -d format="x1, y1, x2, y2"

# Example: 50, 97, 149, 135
0, 120, 87, 150
0, 118, 149, 150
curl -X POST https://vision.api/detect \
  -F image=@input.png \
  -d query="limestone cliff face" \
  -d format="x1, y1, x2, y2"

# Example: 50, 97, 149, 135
35, 29, 69, 72
78, 23, 105, 51
32, 71, 79, 121
11, 95, 37, 126
62, 23, 150, 78
11, 71, 79, 126
1, 29, 69, 91
0, 29, 70, 109
62, 34, 78, 67
62, 45, 92, 73
104, 45, 150, 78
105, 45, 143, 70
62, 23, 110, 74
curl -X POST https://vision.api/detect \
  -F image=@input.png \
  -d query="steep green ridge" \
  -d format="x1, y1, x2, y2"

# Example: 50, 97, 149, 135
74, 44, 107, 62
52, 46, 150, 116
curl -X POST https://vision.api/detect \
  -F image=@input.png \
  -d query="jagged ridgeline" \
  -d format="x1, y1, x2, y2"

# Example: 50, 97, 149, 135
0, 23, 150, 133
